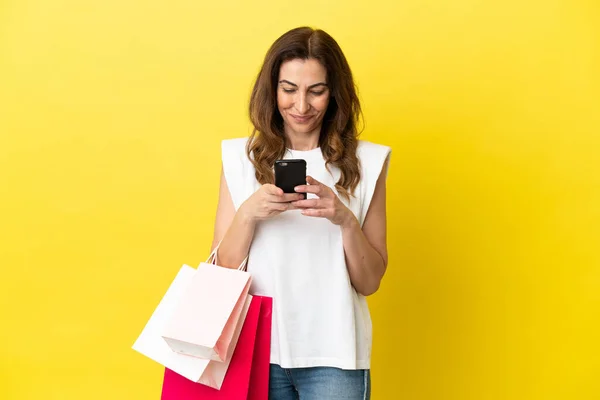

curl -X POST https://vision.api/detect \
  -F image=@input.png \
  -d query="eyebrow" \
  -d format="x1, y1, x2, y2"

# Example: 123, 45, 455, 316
279, 80, 328, 89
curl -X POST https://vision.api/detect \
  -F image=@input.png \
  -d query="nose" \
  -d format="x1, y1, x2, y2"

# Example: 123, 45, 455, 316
296, 92, 310, 114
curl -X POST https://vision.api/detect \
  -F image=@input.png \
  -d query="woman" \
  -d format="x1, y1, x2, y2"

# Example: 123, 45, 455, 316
212, 27, 390, 399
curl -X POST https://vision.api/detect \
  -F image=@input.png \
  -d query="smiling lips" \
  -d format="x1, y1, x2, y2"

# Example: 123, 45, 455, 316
290, 114, 314, 124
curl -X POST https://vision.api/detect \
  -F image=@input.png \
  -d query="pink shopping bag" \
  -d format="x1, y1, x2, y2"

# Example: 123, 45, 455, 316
247, 296, 272, 400
161, 296, 272, 400
162, 249, 251, 362
133, 264, 253, 389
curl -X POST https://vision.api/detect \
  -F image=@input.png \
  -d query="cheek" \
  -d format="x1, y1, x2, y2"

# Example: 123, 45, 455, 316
277, 92, 293, 111
313, 96, 330, 113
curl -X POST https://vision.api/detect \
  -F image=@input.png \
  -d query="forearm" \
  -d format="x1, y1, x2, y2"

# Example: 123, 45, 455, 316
341, 214, 387, 296
216, 207, 256, 269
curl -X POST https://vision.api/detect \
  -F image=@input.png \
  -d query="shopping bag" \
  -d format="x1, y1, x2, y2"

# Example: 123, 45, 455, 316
162, 249, 251, 361
161, 296, 272, 400
248, 296, 272, 400
132, 264, 252, 389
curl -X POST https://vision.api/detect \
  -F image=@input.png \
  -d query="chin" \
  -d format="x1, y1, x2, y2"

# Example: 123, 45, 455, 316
292, 125, 317, 134
287, 120, 321, 134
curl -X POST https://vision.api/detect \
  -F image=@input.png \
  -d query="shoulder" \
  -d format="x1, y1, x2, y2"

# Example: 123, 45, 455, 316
221, 137, 253, 166
352, 140, 391, 224
221, 137, 250, 155
221, 138, 255, 209
357, 140, 391, 165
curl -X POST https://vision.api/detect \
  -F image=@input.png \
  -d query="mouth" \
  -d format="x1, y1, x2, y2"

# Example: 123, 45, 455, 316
290, 114, 314, 124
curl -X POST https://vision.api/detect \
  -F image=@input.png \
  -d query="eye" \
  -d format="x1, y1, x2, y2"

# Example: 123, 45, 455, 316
282, 88, 296, 94
310, 90, 326, 96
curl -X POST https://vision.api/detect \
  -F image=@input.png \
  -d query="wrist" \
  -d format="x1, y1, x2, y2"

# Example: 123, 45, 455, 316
238, 202, 257, 227
340, 210, 359, 231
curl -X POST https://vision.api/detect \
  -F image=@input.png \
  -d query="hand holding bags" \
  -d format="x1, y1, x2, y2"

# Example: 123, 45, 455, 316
133, 248, 254, 389
162, 250, 252, 361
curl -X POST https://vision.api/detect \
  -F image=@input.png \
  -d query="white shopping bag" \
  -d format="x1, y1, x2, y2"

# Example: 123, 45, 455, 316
161, 249, 251, 361
132, 264, 252, 389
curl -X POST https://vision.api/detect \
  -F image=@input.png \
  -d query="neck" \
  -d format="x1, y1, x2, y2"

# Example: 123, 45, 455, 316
285, 126, 321, 151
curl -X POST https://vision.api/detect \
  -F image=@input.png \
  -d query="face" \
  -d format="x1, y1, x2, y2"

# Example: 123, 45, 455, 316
277, 58, 330, 137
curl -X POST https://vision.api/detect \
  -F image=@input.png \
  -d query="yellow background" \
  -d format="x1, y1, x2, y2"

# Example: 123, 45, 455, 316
1, 0, 599, 399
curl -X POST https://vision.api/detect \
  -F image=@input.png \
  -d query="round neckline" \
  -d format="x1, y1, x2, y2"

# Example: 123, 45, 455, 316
285, 147, 322, 160
286, 147, 321, 154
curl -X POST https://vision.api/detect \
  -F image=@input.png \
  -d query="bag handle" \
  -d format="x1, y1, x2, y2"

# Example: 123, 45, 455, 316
206, 243, 249, 271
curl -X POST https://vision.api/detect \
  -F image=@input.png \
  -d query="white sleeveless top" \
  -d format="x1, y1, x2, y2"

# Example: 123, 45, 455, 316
222, 138, 391, 370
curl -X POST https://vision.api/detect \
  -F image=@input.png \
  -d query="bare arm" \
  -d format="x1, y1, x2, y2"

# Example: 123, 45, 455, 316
340, 160, 389, 296
211, 168, 256, 269
292, 158, 389, 296
212, 167, 303, 269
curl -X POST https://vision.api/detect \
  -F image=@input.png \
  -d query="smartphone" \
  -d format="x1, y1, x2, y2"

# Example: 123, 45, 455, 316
274, 159, 307, 199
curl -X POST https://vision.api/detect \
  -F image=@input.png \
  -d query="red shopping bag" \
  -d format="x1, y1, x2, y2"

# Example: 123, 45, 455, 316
161, 296, 272, 400
247, 296, 271, 400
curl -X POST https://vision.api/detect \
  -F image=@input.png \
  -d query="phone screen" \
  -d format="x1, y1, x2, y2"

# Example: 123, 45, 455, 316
274, 159, 307, 199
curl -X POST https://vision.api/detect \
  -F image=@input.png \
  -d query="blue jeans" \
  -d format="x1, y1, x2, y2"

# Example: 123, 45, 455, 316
269, 364, 371, 400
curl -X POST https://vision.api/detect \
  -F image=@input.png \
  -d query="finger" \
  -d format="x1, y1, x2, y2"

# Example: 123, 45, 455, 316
274, 203, 290, 212
291, 199, 324, 209
266, 202, 290, 213
296, 176, 333, 198
283, 193, 305, 202
294, 184, 329, 197
264, 184, 284, 196
268, 193, 303, 203
306, 176, 322, 186
301, 208, 332, 218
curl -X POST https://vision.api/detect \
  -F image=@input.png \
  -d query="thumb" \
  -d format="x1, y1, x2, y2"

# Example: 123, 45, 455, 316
265, 184, 284, 196
306, 176, 321, 186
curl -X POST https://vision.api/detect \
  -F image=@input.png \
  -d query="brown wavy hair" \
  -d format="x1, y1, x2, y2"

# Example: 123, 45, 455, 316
247, 27, 362, 198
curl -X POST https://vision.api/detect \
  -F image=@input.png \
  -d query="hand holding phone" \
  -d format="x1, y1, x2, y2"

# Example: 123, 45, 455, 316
274, 159, 307, 200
